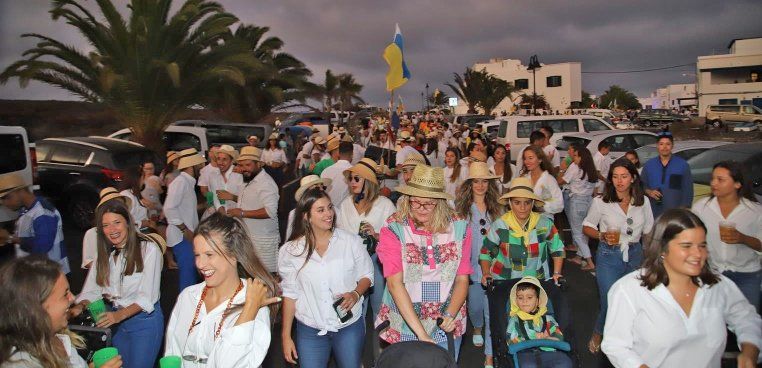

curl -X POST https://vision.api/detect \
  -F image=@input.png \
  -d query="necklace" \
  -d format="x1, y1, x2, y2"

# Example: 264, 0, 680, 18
188, 280, 244, 340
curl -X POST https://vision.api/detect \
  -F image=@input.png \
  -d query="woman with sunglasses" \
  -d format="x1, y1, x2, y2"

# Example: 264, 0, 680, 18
164, 213, 280, 367
582, 158, 653, 354
337, 158, 396, 320
454, 162, 503, 368
375, 165, 472, 361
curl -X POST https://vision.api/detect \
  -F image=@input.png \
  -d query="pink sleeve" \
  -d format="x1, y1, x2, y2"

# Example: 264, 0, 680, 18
456, 225, 474, 275
377, 226, 403, 278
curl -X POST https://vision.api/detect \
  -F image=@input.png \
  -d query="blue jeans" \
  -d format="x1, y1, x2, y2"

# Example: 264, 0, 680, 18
467, 282, 493, 356
112, 303, 164, 368
516, 350, 573, 368
362, 254, 385, 320
173, 238, 199, 292
594, 242, 643, 334
295, 318, 365, 368
723, 270, 762, 313
436, 335, 463, 362
566, 195, 593, 259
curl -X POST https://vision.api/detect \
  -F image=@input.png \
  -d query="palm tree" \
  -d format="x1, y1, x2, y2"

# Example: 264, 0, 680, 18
336, 73, 364, 124
0, 0, 258, 151
478, 77, 518, 116
312, 70, 340, 113
446, 68, 485, 114
428, 89, 450, 109
518, 93, 549, 111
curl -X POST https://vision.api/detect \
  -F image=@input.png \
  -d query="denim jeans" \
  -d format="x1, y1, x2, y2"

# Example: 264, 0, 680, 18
362, 254, 385, 320
467, 282, 493, 356
112, 303, 164, 368
723, 270, 762, 313
516, 350, 573, 368
173, 238, 199, 292
295, 318, 365, 368
436, 335, 463, 362
594, 242, 643, 333
566, 195, 593, 259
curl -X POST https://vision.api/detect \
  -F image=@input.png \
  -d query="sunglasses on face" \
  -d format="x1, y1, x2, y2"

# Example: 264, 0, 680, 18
410, 200, 437, 210
350, 175, 363, 183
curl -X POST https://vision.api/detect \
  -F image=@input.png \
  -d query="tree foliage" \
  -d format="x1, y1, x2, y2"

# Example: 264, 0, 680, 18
446, 68, 516, 115
600, 85, 641, 110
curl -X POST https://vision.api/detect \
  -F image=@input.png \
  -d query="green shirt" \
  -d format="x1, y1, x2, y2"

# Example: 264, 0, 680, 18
312, 158, 335, 176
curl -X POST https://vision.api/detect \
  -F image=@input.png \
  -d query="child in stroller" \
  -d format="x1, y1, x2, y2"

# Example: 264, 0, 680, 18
506, 276, 572, 368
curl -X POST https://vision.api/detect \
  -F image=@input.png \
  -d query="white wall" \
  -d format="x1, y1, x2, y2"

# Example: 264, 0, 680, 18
697, 38, 762, 116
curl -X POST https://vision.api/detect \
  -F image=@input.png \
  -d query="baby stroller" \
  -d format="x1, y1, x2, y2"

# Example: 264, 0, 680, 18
375, 319, 457, 368
486, 277, 578, 368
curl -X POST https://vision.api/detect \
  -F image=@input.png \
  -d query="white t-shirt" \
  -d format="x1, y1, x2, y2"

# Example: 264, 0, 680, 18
522, 171, 564, 215
321, 159, 353, 209
336, 196, 396, 236
443, 165, 469, 199
262, 148, 288, 165
593, 151, 612, 193
543, 145, 560, 167
197, 163, 218, 188
562, 163, 596, 198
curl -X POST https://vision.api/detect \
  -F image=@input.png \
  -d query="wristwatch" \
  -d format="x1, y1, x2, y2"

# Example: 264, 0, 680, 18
442, 310, 455, 319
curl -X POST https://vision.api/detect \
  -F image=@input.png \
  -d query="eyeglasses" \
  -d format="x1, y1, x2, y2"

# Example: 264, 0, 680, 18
626, 217, 633, 236
479, 218, 488, 236
350, 175, 363, 183
313, 184, 327, 191
409, 200, 437, 210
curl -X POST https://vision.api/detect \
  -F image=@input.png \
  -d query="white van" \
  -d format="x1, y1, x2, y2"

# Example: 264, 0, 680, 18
0, 126, 36, 223
495, 115, 614, 162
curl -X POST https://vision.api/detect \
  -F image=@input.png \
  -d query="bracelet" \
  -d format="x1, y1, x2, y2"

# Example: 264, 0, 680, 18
351, 290, 361, 301
553, 272, 562, 276
442, 310, 455, 319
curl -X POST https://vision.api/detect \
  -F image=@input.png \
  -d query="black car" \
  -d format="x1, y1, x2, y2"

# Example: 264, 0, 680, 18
688, 142, 762, 202
35, 137, 162, 229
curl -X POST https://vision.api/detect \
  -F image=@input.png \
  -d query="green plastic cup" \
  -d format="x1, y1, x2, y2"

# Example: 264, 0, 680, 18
92, 347, 119, 368
205, 191, 214, 206
87, 299, 107, 322
159, 356, 182, 368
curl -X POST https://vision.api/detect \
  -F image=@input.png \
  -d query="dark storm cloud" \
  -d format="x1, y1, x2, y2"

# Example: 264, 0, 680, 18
1, 0, 761, 106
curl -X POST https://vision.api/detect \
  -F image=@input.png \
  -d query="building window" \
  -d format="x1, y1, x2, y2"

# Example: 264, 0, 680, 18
718, 99, 738, 105
546, 76, 562, 87
514, 79, 529, 89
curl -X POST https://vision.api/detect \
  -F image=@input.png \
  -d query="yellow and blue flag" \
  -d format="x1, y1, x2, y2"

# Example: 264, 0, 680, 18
383, 23, 411, 92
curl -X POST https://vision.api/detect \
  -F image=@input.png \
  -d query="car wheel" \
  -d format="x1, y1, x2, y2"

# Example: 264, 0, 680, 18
712, 120, 722, 128
67, 190, 98, 230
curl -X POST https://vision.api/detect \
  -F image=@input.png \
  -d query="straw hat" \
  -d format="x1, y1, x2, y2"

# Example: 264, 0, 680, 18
310, 133, 320, 141
268, 132, 279, 141
176, 148, 206, 170
247, 135, 260, 141
217, 144, 238, 160
166, 151, 179, 165
326, 136, 340, 152
343, 158, 379, 184
396, 131, 414, 143
509, 276, 549, 310
341, 134, 354, 143
498, 176, 543, 205
314, 136, 327, 146
97, 187, 132, 209
311, 127, 320, 134
470, 150, 487, 163
142, 232, 167, 254
294, 175, 332, 200
0, 173, 29, 199
468, 162, 500, 180
395, 165, 452, 200
237, 146, 262, 162
399, 152, 426, 168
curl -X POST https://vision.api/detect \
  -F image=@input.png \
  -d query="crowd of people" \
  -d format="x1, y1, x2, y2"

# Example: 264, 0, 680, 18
0, 111, 760, 368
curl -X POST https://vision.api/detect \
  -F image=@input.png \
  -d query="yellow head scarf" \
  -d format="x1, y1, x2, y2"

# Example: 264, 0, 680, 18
502, 210, 540, 247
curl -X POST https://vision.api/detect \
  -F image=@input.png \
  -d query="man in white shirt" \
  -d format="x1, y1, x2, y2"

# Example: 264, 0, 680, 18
208, 145, 243, 212
297, 132, 318, 175
227, 147, 280, 273
164, 148, 206, 291
321, 141, 354, 208
593, 140, 612, 195
197, 145, 220, 196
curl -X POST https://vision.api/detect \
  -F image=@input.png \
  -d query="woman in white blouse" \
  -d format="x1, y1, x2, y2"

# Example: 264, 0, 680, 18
582, 159, 653, 353
558, 146, 599, 271
444, 147, 468, 199
71, 199, 163, 368
337, 158, 396, 320
262, 133, 288, 184
164, 213, 280, 367
601, 208, 761, 368
489, 144, 517, 194
0, 257, 122, 368
520, 145, 564, 219
279, 188, 373, 368
691, 161, 762, 312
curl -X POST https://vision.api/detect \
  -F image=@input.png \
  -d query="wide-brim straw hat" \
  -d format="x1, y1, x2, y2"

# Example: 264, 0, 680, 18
396, 131, 414, 143
395, 164, 452, 200
166, 151, 179, 165
468, 162, 500, 180
237, 146, 262, 162
97, 187, 132, 209
399, 152, 426, 168
141, 232, 167, 254
268, 132, 279, 141
510, 276, 549, 310
217, 144, 239, 160
314, 136, 327, 146
295, 175, 332, 200
176, 148, 206, 170
498, 176, 544, 205
0, 173, 29, 198
326, 136, 340, 152
343, 158, 379, 185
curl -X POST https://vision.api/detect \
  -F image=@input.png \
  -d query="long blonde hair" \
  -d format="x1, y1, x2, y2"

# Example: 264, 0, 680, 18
396, 195, 454, 234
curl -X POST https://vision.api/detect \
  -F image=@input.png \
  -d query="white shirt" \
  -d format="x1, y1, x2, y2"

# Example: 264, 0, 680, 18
261, 148, 288, 165
602, 271, 762, 368
120, 189, 148, 228
81, 227, 98, 269
239, 170, 280, 272
198, 163, 218, 188
164, 279, 271, 368
594, 151, 612, 193
299, 141, 315, 169
691, 197, 762, 273
443, 165, 469, 199
285, 209, 296, 241
543, 145, 560, 167
321, 159, 353, 208
208, 166, 244, 210
562, 163, 596, 197
6, 334, 88, 368
489, 162, 518, 194
352, 144, 366, 164
76, 239, 162, 312
523, 171, 564, 216
278, 228, 374, 335
583, 197, 654, 262
336, 196, 396, 236
164, 172, 199, 247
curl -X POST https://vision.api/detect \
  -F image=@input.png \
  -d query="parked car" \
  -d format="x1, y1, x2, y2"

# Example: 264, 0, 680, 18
495, 115, 615, 162
585, 109, 631, 125
171, 120, 273, 149
687, 142, 762, 202
452, 114, 492, 129
634, 140, 731, 165
110, 125, 208, 156
705, 104, 762, 128
476, 120, 502, 141
0, 126, 37, 224
635, 109, 685, 127
554, 130, 658, 162
35, 137, 162, 229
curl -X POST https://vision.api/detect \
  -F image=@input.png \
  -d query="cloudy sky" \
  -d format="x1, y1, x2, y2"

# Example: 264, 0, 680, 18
1, 0, 760, 107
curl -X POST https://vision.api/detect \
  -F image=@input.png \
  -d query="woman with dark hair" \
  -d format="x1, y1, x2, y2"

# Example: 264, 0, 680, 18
691, 161, 762, 312
0, 256, 122, 368
489, 144, 516, 194
71, 199, 164, 368
582, 158, 652, 353
601, 208, 761, 368
119, 165, 150, 229
624, 150, 641, 173
425, 135, 442, 167
279, 188, 373, 368
520, 145, 564, 220
558, 147, 598, 271
164, 213, 280, 367
455, 162, 503, 367
444, 147, 468, 199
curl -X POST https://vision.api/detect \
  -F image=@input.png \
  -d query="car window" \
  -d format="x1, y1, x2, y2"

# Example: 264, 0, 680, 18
635, 145, 658, 163
49, 145, 90, 165
631, 134, 658, 148
689, 149, 754, 185
498, 120, 508, 138
674, 148, 705, 161
556, 136, 591, 151
0, 134, 27, 174
114, 132, 133, 141
165, 132, 202, 152
205, 125, 266, 145
583, 119, 610, 132
742, 106, 756, 114
516, 119, 577, 138
35, 142, 51, 162
113, 150, 162, 170
602, 135, 632, 152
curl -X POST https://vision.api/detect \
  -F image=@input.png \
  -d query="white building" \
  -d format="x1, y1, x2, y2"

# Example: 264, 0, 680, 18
639, 84, 696, 111
454, 58, 582, 115
697, 37, 762, 116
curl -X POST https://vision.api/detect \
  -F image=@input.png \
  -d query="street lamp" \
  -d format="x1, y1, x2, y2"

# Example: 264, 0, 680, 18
425, 83, 430, 111
421, 92, 425, 112
527, 55, 541, 115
